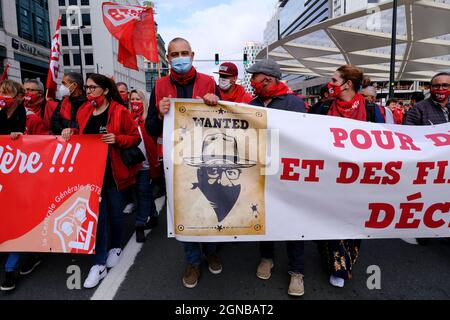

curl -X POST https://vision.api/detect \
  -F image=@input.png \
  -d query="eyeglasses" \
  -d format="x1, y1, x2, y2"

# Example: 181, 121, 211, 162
25, 88, 43, 93
84, 85, 101, 92
206, 168, 241, 181
431, 83, 450, 90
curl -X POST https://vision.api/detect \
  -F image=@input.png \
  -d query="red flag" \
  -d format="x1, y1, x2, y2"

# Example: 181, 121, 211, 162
102, 2, 159, 71
46, 17, 62, 100
0, 64, 9, 81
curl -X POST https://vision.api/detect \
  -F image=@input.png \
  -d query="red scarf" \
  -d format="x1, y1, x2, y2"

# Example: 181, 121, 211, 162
25, 97, 45, 116
170, 67, 197, 85
256, 81, 290, 99
328, 93, 367, 121
220, 85, 249, 103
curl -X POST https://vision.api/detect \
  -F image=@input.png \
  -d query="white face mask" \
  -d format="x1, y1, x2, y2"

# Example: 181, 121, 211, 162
58, 84, 71, 97
219, 78, 232, 91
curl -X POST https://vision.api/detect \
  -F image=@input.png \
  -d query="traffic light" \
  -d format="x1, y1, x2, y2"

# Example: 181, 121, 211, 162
243, 53, 248, 66
215, 54, 220, 65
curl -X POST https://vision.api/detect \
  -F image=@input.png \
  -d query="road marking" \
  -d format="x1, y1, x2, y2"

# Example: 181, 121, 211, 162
90, 196, 166, 300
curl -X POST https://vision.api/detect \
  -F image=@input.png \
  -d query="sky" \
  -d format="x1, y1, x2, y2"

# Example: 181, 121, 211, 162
152, 0, 277, 80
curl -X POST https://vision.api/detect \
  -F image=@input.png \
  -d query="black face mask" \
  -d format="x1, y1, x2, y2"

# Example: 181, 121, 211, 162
192, 168, 241, 223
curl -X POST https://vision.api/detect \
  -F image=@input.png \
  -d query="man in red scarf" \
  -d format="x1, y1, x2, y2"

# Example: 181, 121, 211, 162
247, 59, 305, 113
23, 79, 58, 133
246, 59, 307, 297
145, 37, 221, 290
214, 62, 252, 103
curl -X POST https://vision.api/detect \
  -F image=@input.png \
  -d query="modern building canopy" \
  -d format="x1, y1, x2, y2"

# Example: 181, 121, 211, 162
257, 0, 450, 82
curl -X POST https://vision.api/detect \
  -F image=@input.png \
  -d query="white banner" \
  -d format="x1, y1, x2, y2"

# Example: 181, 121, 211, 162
164, 99, 450, 242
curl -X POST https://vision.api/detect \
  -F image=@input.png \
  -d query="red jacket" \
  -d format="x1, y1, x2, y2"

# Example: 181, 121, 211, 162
76, 100, 141, 191
219, 84, 253, 104
138, 120, 162, 179
26, 110, 48, 135
43, 100, 58, 133
154, 72, 217, 158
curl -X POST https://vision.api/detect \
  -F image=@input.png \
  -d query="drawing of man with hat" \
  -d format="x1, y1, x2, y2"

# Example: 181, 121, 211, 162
185, 133, 256, 222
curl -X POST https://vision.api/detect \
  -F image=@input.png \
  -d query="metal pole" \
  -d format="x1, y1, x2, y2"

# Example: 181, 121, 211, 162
78, 27, 84, 79
389, 0, 398, 99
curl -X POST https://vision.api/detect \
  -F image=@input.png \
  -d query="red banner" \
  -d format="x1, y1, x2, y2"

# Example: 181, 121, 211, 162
102, 2, 159, 70
0, 135, 108, 254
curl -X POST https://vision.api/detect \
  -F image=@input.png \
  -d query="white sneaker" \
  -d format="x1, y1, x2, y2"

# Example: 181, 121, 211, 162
84, 265, 107, 289
123, 203, 135, 215
106, 248, 122, 268
329, 275, 345, 288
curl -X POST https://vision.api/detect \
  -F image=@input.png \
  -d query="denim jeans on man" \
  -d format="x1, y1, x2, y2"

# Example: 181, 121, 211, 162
183, 242, 217, 266
260, 241, 305, 274
135, 170, 157, 226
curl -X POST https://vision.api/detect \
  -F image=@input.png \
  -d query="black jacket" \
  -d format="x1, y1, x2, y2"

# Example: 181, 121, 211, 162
250, 94, 306, 113
0, 104, 26, 135
51, 95, 88, 134
403, 98, 449, 125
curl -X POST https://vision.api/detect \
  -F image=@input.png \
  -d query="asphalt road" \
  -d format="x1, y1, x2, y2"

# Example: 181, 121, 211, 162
2, 203, 450, 301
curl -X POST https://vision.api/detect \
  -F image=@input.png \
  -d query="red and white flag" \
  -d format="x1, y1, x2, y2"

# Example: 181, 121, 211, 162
102, 2, 159, 71
46, 17, 62, 100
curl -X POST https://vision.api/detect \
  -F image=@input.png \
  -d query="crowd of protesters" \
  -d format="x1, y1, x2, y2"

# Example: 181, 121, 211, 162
1, 36, 449, 297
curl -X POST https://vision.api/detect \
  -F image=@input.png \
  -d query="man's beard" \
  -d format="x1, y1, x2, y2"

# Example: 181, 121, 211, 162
192, 169, 241, 223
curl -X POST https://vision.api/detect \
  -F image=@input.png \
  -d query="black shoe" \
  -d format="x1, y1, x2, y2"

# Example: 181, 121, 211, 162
1, 272, 17, 291
20, 256, 42, 276
136, 226, 146, 243
145, 216, 159, 230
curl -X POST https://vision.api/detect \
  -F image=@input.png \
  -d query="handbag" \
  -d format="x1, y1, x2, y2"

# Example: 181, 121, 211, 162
120, 146, 146, 168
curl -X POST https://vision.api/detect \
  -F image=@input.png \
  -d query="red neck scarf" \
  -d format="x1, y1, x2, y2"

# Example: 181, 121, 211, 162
220, 85, 246, 103
170, 67, 197, 86
328, 93, 367, 121
257, 81, 290, 99
24, 97, 45, 116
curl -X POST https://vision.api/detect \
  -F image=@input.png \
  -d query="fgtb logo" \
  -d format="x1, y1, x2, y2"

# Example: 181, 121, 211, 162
103, 5, 143, 27
53, 197, 97, 254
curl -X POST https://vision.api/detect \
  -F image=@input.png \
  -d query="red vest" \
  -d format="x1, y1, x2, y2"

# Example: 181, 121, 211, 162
154, 73, 217, 157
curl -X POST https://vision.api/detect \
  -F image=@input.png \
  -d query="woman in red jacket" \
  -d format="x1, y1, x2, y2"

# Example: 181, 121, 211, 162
62, 74, 141, 289
129, 89, 161, 243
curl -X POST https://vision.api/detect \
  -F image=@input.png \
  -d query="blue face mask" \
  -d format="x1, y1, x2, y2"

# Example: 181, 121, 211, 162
171, 56, 192, 74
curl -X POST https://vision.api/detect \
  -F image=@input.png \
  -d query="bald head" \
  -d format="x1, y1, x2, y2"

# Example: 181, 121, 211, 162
167, 37, 195, 66
168, 38, 192, 54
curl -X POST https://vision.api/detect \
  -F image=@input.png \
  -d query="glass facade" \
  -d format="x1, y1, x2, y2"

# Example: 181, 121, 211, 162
16, 0, 51, 48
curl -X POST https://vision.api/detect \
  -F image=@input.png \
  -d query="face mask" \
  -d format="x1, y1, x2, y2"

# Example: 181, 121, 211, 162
431, 89, 449, 103
327, 82, 345, 98
24, 92, 41, 106
171, 56, 192, 74
87, 95, 105, 108
250, 79, 265, 96
120, 92, 129, 104
59, 84, 71, 97
0, 96, 16, 111
219, 78, 232, 91
130, 101, 144, 118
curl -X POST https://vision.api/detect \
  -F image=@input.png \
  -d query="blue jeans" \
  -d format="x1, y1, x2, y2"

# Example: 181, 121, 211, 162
183, 242, 217, 266
5, 253, 21, 272
260, 241, 305, 274
135, 170, 157, 226
94, 186, 126, 266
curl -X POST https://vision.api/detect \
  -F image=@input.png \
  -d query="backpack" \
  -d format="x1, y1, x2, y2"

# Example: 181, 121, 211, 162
310, 100, 378, 123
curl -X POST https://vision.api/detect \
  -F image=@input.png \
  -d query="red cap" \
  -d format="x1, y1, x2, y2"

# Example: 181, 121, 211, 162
214, 62, 238, 77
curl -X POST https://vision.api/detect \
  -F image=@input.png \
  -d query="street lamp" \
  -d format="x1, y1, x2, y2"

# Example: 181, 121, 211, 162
77, 26, 86, 79
388, 0, 398, 99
